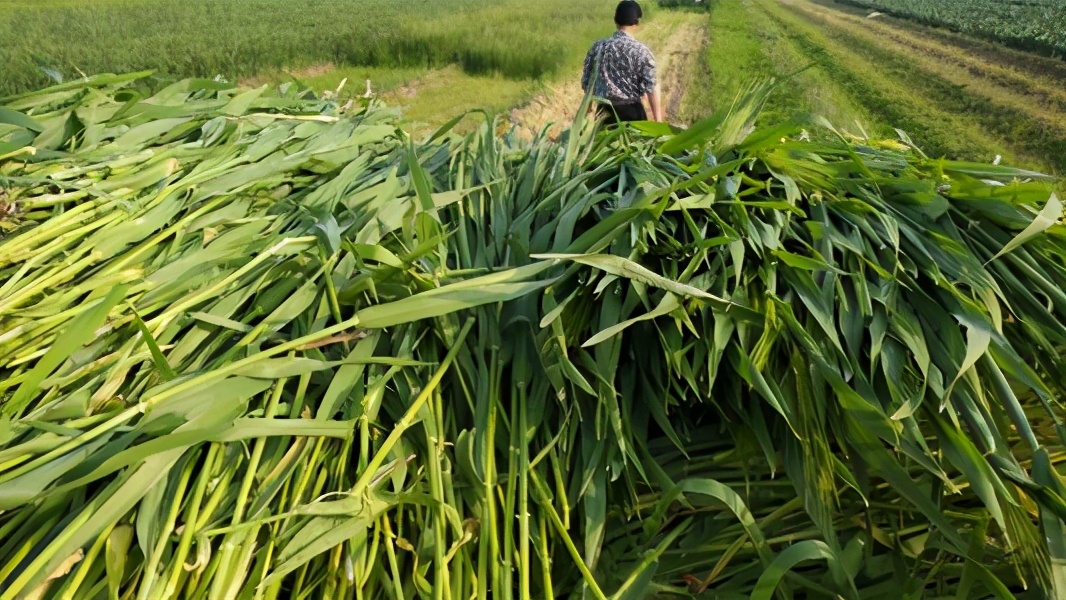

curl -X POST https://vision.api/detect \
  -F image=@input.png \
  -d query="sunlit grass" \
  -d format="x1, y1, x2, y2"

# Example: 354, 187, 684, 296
838, 0, 1066, 58
0, 0, 617, 97
690, 0, 870, 129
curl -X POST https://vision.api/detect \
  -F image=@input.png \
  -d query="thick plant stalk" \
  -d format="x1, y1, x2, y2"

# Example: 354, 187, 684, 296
2, 73, 1066, 600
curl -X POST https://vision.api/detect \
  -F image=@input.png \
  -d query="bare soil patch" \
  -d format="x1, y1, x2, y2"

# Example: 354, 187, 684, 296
386, 78, 424, 101
240, 63, 336, 88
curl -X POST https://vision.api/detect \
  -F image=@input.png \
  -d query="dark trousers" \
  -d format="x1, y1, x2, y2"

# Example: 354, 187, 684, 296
596, 101, 647, 125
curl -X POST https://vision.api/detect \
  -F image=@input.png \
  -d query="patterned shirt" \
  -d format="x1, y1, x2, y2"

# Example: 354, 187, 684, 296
581, 31, 657, 104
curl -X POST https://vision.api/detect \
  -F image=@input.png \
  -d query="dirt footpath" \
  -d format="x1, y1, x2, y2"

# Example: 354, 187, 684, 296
509, 16, 707, 140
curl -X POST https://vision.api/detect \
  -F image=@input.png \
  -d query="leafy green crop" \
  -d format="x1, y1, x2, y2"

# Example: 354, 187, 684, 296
2, 73, 1066, 599
838, 0, 1066, 57
0, 0, 618, 97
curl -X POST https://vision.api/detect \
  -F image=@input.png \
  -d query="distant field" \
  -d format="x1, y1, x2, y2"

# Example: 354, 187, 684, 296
696, 0, 1066, 176
836, 0, 1066, 57
0, 0, 617, 97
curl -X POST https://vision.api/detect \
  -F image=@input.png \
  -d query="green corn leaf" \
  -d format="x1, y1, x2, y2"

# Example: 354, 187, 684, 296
6, 285, 128, 417
0, 107, 44, 132
988, 193, 1061, 262
130, 307, 176, 381
105, 525, 133, 600
582, 293, 680, 347
750, 540, 855, 600
535, 253, 747, 316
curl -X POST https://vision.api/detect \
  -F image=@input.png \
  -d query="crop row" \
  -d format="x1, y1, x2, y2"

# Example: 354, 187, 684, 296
836, 0, 1066, 57
0, 0, 618, 97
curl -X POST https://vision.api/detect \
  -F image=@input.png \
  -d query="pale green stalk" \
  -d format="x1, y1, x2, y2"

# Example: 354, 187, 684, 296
21, 190, 91, 209
138, 450, 198, 600
0, 202, 107, 263
58, 522, 112, 600
0, 248, 100, 314
538, 513, 554, 600
209, 376, 288, 599
350, 319, 473, 499
98, 195, 234, 277
530, 470, 608, 600
162, 444, 221, 598
145, 235, 317, 331
381, 517, 405, 600
517, 382, 531, 600
0, 492, 107, 600
192, 463, 237, 534
0, 215, 122, 297
422, 389, 445, 600
0, 310, 364, 483
502, 385, 518, 600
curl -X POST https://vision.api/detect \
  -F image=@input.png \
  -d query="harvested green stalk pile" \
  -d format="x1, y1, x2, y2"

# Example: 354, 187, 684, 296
2, 73, 1066, 599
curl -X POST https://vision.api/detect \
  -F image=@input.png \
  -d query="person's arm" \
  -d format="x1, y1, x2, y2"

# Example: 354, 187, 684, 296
581, 46, 595, 115
646, 83, 663, 122
638, 48, 663, 122
581, 45, 595, 94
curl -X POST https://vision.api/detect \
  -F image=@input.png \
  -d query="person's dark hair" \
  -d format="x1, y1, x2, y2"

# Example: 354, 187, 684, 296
614, 0, 642, 26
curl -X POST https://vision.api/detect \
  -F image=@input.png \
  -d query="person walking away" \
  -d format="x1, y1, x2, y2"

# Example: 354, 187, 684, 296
581, 1, 664, 124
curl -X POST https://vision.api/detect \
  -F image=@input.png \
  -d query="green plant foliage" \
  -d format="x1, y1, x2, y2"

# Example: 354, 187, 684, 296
837, 0, 1066, 58
1, 73, 1065, 599
0, 0, 618, 97
657, 0, 709, 12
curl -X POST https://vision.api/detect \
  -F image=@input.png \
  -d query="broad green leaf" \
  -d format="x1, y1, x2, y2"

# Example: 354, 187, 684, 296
583, 293, 679, 347
930, 417, 1008, 533
130, 307, 176, 381
211, 418, 357, 441
535, 253, 743, 315
4, 449, 184, 598
139, 376, 272, 427
0, 107, 44, 132
356, 277, 554, 329
6, 285, 128, 417
263, 492, 397, 585
221, 86, 266, 117
773, 249, 843, 274
106, 525, 133, 600
188, 312, 254, 333
678, 478, 772, 564
1034, 449, 1066, 598
0, 437, 111, 510
230, 357, 332, 379
988, 193, 1061, 262
750, 540, 854, 600
944, 313, 992, 404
